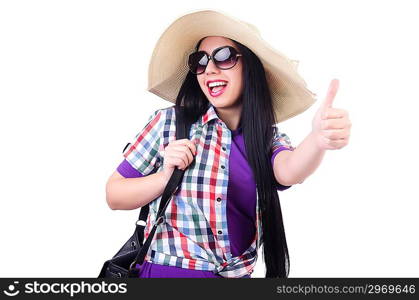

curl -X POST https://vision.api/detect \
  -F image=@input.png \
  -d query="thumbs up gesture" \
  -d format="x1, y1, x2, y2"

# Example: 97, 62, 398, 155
311, 79, 352, 150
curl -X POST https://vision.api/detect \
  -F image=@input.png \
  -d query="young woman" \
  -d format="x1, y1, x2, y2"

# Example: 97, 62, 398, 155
105, 10, 351, 278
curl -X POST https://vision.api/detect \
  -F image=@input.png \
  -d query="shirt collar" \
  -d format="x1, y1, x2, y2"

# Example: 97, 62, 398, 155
199, 103, 243, 134
200, 103, 220, 126
231, 125, 242, 135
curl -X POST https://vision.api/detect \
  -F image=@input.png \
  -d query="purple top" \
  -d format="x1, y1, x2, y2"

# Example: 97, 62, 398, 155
117, 126, 292, 278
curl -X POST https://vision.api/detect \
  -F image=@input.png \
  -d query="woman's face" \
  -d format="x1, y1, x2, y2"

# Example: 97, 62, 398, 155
196, 36, 243, 109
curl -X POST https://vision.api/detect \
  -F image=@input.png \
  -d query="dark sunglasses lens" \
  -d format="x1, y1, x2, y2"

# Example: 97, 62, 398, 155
188, 52, 208, 74
214, 47, 238, 69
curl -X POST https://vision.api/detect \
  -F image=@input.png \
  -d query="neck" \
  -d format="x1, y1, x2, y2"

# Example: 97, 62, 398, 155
214, 101, 243, 131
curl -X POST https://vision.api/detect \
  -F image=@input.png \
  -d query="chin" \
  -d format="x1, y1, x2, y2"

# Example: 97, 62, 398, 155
206, 94, 233, 105
208, 100, 228, 108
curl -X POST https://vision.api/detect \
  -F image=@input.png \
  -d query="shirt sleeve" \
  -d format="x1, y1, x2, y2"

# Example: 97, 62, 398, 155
117, 159, 145, 178
121, 109, 165, 176
271, 126, 295, 191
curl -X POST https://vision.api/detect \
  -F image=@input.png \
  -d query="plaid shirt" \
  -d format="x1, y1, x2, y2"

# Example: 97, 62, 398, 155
123, 104, 294, 278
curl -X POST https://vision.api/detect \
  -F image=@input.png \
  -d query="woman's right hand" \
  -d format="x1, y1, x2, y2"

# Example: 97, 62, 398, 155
161, 139, 197, 182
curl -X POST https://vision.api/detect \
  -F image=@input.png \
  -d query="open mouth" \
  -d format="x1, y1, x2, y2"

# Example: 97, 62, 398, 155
207, 80, 228, 97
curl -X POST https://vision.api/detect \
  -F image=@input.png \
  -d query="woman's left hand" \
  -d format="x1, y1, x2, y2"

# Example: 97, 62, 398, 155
311, 79, 352, 150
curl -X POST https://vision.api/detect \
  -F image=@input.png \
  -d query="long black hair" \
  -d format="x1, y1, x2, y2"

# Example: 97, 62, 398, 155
175, 38, 290, 278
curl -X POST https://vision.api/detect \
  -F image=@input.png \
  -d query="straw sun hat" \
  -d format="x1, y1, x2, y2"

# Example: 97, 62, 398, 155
147, 9, 318, 124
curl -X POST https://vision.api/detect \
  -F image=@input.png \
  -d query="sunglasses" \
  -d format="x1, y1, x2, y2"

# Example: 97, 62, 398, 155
188, 46, 242, 75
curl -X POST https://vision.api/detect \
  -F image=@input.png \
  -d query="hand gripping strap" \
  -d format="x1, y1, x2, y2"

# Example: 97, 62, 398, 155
128, 106, 190, 277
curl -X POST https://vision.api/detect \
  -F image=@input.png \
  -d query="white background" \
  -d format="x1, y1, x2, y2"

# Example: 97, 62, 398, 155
1, 0, 418, 278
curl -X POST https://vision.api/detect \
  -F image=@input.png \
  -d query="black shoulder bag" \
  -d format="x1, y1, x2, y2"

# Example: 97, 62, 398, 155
98, 106, 192, 278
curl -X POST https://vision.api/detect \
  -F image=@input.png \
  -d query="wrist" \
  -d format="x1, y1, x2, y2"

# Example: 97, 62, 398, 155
309, 130, 327, 152
157, 169, 170, 186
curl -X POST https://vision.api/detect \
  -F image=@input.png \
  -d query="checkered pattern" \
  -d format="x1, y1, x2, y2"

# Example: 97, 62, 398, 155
123, 104, 294, 278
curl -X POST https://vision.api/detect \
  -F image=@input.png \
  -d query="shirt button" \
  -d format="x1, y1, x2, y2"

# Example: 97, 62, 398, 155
216, 197, 221, 202
218, 230, 222, 234
222, 146, 226, 151
221, 165, 225, 169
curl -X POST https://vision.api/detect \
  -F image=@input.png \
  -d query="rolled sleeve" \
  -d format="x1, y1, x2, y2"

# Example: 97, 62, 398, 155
271, 126, 295, 191
122, 109, 164, 176
117, 159, 144, 178
271, 126, 295, 153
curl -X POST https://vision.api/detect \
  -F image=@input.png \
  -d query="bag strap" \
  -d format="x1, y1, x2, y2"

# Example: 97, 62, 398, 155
128, 106, 191, 276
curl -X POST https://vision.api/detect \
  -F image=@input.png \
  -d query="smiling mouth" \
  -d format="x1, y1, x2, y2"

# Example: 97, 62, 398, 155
207, 81, 228, 97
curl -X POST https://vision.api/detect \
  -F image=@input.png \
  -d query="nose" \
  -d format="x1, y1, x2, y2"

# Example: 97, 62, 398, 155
205, 58, 220, 75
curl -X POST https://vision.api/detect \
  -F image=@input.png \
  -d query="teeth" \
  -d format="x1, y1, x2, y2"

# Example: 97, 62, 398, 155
208, 81, 227, 88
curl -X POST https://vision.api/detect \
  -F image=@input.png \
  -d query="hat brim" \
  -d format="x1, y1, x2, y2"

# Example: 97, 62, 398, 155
147, 9, 317, 124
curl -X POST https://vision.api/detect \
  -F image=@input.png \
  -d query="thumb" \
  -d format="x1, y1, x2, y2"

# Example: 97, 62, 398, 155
322, 78, 340, 110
